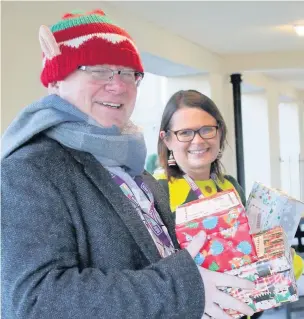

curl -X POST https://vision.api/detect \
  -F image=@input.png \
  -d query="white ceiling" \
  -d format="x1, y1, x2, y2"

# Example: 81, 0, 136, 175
140, 52, 205, 77
110, 1, 304, 91
111, 1, 304, 54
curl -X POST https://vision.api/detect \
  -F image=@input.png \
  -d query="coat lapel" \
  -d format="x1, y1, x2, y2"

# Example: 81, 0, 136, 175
67, 149, 162, 264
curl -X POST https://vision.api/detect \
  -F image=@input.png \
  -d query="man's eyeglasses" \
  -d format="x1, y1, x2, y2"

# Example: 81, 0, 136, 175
78, 66, 144, 85
169, 125, 219, 142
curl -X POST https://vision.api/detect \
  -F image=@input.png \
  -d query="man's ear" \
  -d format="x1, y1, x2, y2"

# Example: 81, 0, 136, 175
48, 82, 60, 95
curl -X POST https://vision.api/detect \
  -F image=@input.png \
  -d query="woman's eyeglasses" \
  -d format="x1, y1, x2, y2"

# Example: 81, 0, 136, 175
168, 125, 219, 142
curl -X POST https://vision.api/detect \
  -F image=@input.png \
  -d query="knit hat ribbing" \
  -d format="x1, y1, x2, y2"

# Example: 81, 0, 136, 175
40, 9, 144, 87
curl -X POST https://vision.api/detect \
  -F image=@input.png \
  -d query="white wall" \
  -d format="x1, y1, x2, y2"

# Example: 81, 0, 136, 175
165, 75, 211, 100
279, 102, 301, 199
300, 104, 304, 201
131, 73, 167, 156
242, 74, 304, 199
242, 93, 271, 196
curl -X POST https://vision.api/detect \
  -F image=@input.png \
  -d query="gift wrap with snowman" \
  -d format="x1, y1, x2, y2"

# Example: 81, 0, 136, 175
175, 184, 303, 317
220, 226, 298, 318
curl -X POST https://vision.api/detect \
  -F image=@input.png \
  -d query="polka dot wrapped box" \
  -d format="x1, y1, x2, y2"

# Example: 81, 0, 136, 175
220, 226, 298, 318
175, 189, 258, 272
246, 181, 304, 245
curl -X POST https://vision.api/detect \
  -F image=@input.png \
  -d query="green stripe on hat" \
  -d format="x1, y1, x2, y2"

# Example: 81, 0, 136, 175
51, 14, 115, 32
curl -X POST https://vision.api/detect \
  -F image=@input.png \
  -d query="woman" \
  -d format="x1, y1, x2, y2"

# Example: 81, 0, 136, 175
155, 89, 247, 211
155, 89, 304, 319
1, 9, 255, 319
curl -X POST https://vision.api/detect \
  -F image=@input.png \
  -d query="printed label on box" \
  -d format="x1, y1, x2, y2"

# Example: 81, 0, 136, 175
176, 190, 241, 225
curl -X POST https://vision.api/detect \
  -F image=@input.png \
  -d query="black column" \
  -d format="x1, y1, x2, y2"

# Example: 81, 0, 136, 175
230, 74, 245, 192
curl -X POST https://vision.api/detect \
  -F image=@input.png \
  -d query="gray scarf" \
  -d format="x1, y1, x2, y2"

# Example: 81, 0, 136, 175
1, 94, 147, 176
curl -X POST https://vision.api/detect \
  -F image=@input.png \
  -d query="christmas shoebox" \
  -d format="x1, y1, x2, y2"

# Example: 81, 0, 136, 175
220, 226, 299, 318
246, 181, 304, 245
175, 189, 258, 272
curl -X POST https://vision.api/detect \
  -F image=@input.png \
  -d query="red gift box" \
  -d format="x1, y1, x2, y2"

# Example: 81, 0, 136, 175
175, 190, 258, 272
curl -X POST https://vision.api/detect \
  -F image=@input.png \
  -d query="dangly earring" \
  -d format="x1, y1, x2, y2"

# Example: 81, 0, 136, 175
168, 150, 176, 166
217, 149, 223, 160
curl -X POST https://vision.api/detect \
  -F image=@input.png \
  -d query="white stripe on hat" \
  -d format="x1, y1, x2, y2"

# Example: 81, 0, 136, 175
59, 33, 138, 53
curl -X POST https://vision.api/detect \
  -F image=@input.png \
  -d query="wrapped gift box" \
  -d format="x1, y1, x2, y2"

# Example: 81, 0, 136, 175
225, 227, 292, 281
246, 181, 304, 245
175, 190, 258, 272
223, 271, 298, 318
220, 227, 298, 318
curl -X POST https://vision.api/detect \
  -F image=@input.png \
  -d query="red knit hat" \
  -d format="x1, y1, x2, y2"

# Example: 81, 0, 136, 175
40, 9, 144, 87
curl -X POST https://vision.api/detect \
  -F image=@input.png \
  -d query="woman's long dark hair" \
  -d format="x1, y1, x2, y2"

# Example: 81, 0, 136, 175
157, 90, 228, 182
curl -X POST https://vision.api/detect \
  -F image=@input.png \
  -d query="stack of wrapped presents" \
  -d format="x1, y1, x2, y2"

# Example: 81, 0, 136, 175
175, 182, 304, 318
